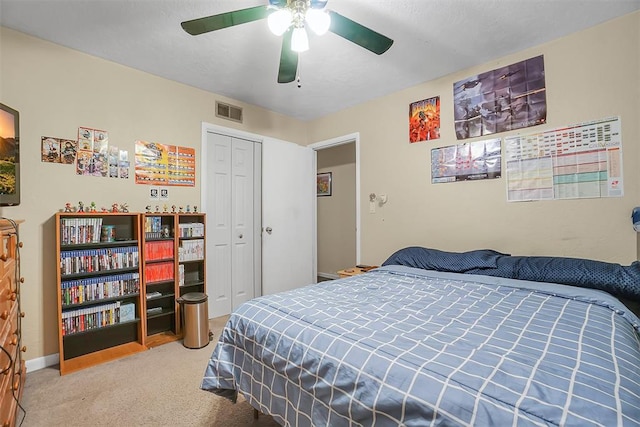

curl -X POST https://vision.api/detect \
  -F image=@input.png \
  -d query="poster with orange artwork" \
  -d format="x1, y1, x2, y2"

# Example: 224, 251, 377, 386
409, 96, 440, 143
135, 140, 195, 187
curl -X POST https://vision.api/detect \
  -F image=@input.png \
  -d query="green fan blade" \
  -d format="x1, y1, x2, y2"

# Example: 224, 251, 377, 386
310, 0, 328, 8
278, 30, 298, 83
181, 5, 270, 36
328, 11, 393, 55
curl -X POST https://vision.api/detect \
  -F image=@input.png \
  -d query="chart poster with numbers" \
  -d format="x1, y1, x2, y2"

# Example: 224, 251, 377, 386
431, 138, 502, 183
504, 116, 623, 202
135, 140, 195, 187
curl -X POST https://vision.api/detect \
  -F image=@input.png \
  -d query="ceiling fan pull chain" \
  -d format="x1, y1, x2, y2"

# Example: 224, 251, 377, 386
297, 54, 302, 88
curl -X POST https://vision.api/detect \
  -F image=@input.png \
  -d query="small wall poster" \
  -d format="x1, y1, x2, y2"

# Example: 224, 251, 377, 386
41, 137, 76, 164
431, 138, 502, 183
317, 172, 332, 196
409, 96, 440, 143
41, 137, 60, 163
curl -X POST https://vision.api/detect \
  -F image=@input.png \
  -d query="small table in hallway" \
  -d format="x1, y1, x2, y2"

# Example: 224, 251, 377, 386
337, 266, 378, 278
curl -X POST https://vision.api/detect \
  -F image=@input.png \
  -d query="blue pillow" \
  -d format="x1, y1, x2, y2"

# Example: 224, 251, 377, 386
383, 247, 640, 300
382, 247, 509, 273
512, 257, 640, 300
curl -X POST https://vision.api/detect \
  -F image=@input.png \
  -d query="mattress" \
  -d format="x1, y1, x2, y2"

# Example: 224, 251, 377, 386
202, 265, 640, 426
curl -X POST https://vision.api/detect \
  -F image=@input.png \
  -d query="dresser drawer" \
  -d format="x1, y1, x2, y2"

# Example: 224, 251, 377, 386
0, 269, 16, 322
0, 370, 22, 427
0, 232, 17, 279
0, 307, 22, 427
0, 304, 17, 374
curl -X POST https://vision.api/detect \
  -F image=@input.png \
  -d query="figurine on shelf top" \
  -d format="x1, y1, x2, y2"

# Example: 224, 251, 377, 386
178, 206, 184, 213
120, 203, 129, 213
155, 205, 160, 213
171, 205, 176, 213
89, 202, 97, 213
64, 203, 73, 213
163, 205, 168, 213
77, 201, 84, 213
145, 205, 152, 213
193, 206, 198, 213
111, 203, 119, 213
186, 205, 191, 213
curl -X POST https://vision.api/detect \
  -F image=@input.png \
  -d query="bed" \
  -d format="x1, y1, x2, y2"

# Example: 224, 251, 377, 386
201, 248, 640, 426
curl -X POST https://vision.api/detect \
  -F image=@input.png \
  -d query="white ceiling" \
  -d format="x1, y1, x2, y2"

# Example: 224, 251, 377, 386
1, 0, 639, 121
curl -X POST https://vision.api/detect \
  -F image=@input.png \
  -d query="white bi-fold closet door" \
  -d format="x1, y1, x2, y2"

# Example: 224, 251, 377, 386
203, 127, 317, 319
205, 132, 261, 318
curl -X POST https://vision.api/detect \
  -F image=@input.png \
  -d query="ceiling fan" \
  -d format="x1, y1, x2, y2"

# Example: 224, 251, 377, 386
181, 0, 394, 84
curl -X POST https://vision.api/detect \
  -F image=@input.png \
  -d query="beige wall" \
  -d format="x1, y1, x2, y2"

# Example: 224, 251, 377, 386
2, 10, 639, 365
307, 11, 640, 267
0, 27, 307, 361
317, 143, 356, 275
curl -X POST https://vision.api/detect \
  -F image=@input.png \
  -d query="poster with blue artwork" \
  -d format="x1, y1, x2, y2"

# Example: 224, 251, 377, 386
453, 55, 546, 140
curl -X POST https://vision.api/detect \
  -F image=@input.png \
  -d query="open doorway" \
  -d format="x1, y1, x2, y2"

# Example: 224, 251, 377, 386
309, 133, 361, 280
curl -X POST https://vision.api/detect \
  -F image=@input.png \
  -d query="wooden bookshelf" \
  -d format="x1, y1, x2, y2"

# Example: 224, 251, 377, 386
177, 213, 206, 335
141, 213, 178, 344
140, 212, 206, 346
55, 212, 146, 375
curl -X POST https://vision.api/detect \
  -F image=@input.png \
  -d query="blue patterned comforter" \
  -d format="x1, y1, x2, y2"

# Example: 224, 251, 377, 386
201, 265, 640, 426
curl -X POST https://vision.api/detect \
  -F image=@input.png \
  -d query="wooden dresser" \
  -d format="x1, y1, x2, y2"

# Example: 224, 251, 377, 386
0, 220, 24, 427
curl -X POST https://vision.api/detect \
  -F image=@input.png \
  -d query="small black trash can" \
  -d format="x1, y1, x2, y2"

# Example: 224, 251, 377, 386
177, 292, 210, 349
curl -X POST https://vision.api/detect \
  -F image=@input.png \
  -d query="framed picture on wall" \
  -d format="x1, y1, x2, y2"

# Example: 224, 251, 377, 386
317, 172, 332, 197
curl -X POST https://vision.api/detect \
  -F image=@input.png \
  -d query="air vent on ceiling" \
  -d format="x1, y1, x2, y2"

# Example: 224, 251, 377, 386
216, 101, 243, 123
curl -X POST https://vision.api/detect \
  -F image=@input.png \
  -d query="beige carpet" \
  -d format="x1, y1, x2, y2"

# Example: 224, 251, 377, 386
20, 316, 281, 427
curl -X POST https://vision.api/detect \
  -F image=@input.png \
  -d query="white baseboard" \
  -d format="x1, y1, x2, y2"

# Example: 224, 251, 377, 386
26, 353, 59, 372
318, 272, 339, 280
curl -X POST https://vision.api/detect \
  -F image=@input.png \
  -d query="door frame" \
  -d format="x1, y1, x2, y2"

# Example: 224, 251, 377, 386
308, 132, 361, 266
201, 124, 360, 297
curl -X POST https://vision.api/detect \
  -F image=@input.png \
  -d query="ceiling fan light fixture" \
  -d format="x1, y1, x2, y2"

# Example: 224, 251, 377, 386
268, 9, 293, 35
180, 1, 394, 84
291, 27, 309, 52
305, 8, 331, 35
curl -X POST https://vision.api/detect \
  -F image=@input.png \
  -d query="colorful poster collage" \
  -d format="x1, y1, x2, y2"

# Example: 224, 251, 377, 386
75, 127, 129, 178
42, 128, 129, 179
134, 140, 195, 187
